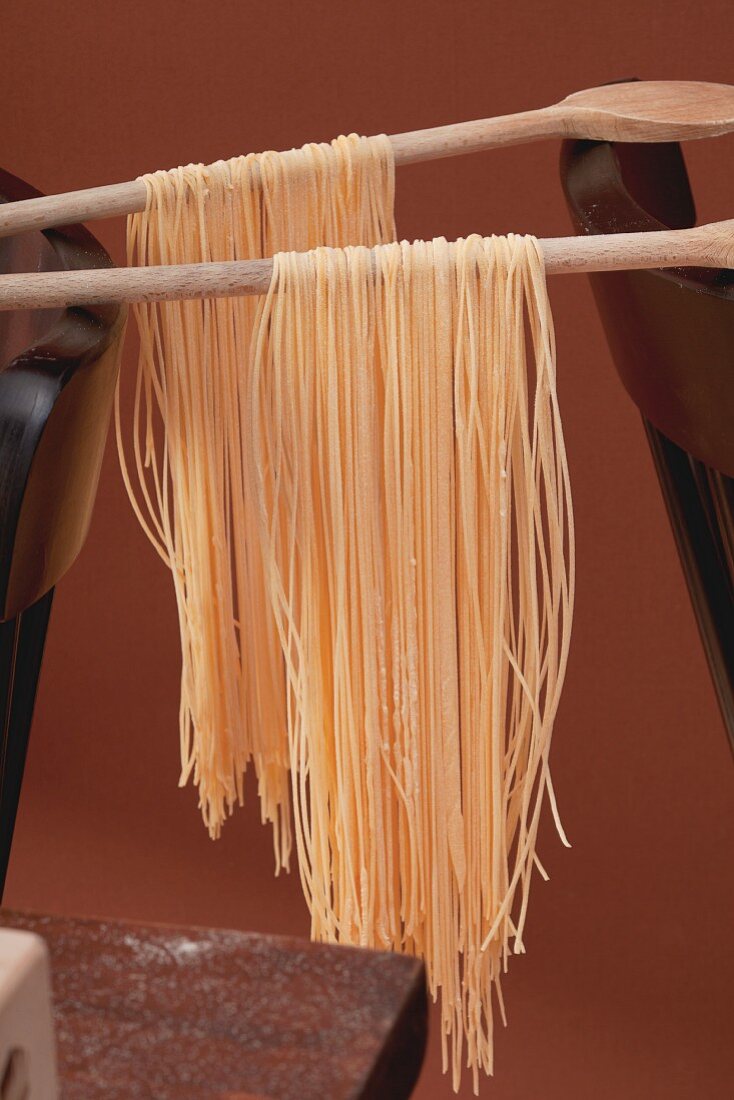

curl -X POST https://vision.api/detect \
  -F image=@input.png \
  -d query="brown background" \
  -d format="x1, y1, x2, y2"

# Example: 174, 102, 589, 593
2, 1, 734, 1097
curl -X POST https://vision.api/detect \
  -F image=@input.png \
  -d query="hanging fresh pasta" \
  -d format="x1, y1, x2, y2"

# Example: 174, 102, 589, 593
249, 234, 574, 1090
115, 122, 574, 1090
116, 135, 396, 868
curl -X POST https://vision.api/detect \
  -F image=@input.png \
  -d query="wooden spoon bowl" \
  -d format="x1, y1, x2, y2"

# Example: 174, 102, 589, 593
560, 80, 734, 142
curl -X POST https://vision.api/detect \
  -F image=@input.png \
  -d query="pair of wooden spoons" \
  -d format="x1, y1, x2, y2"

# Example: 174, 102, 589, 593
1, 79, 734, 309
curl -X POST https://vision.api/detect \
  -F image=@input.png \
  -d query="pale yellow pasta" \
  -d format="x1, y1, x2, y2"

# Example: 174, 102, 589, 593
249, 234, 574, 1091
115, 135, 396, 868
116, 134, 573, 1087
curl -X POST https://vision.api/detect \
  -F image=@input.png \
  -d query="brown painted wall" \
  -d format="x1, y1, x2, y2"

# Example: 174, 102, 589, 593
3, 2, 733, 1096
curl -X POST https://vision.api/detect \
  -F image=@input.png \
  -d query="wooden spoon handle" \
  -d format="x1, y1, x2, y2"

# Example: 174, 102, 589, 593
390, 107, 568, 164
0, 107, 569, 240
0, 220, 731, 312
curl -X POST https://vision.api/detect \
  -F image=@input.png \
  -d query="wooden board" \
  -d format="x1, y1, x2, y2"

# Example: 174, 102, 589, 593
0, 910, 427, 1100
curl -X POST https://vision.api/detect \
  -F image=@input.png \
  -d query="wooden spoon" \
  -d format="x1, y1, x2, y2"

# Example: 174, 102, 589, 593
393, 80, 734, 163
1, 216, 733, 312
1, 80, 733, 238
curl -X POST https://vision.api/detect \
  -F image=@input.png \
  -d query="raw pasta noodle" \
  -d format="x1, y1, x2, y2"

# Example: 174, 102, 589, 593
249, 234, 574, 1090
115, 135, 395, 868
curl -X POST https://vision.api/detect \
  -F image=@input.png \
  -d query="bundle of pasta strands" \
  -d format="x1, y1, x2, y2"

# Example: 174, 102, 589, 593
115, 135, 395, 868
249, 234, 574, 1090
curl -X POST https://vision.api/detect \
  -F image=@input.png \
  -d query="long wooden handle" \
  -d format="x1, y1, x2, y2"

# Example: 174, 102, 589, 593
0, 222, 728, 312
0, 108, 569, 240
